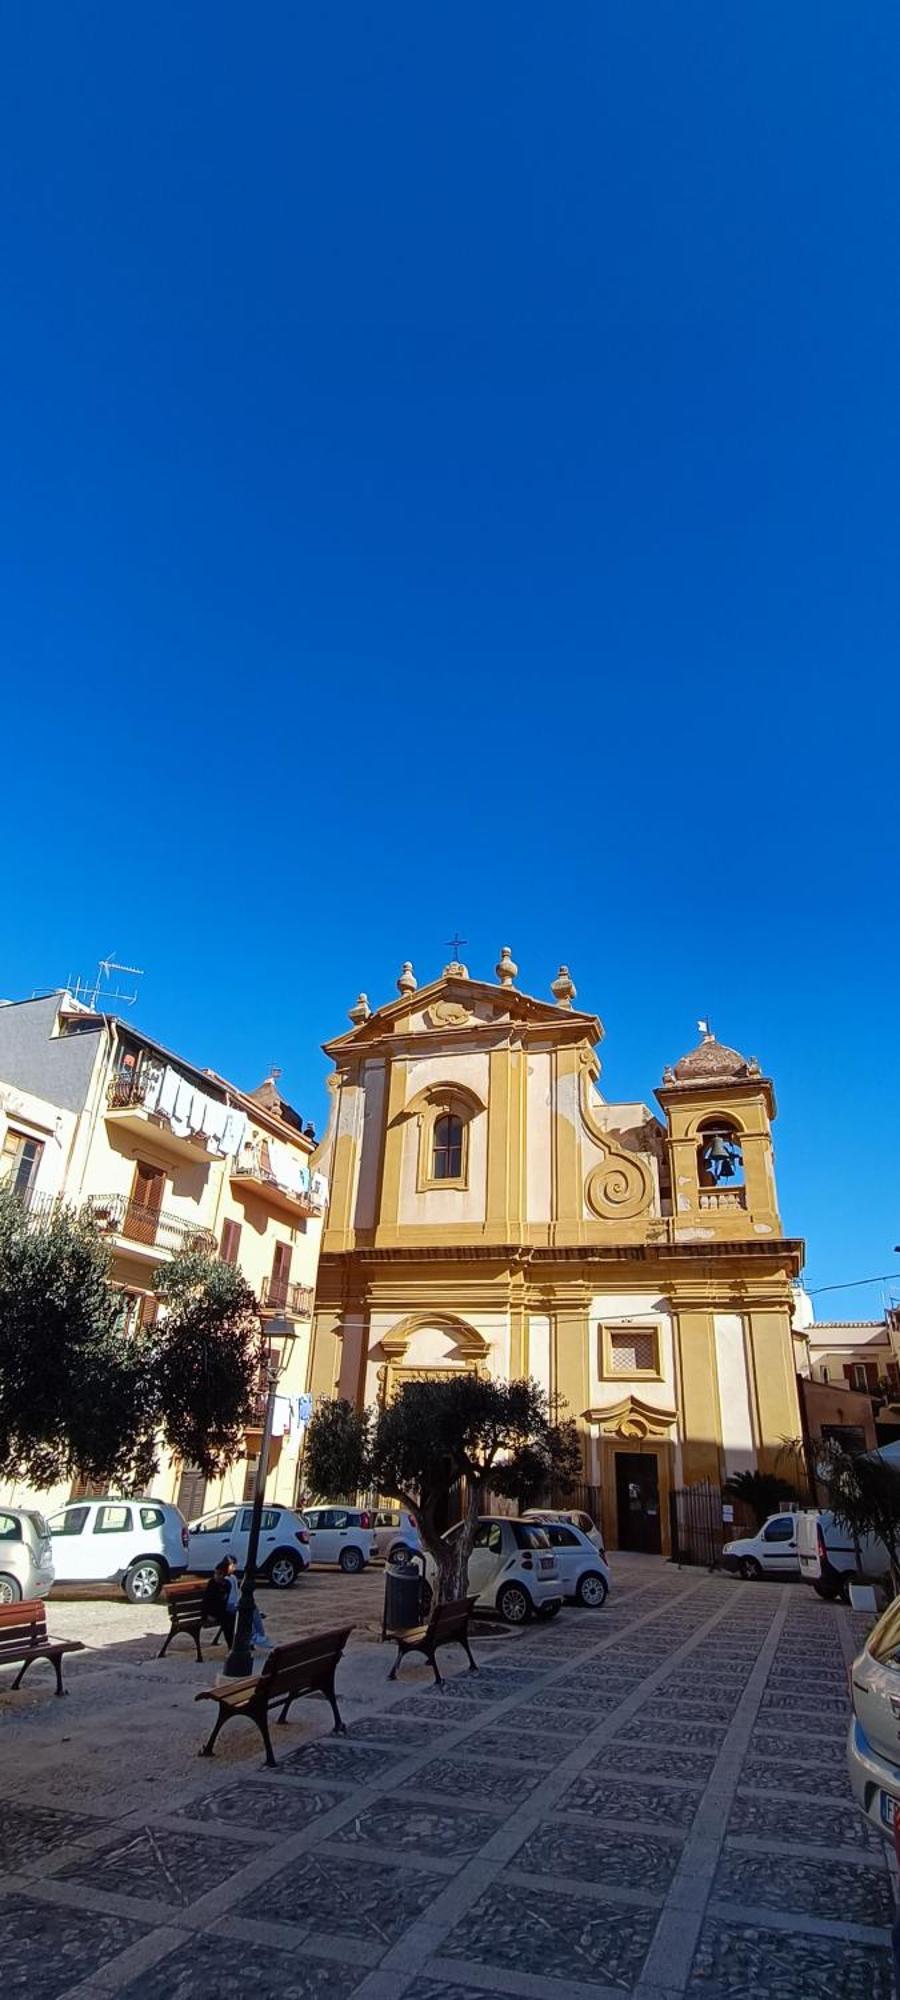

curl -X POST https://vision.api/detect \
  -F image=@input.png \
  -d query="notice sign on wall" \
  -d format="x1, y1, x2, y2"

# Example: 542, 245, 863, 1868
722, 1504, 735, 1524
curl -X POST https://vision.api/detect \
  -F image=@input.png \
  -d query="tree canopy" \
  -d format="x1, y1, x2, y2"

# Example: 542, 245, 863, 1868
0, 1186, 263, 1491
817, 1438, 900, 1588
303, 1374, 583, 1597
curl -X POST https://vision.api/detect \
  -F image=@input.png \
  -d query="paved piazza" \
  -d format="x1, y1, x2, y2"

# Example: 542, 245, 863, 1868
0, 1556, 892, 1998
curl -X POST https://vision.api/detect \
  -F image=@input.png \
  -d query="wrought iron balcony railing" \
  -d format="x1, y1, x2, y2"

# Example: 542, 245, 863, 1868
85, 1193, 216, 1257
259, 1275, 315, 1317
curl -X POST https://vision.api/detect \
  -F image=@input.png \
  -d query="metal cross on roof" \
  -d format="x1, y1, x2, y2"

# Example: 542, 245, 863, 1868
445, 933, 468, 959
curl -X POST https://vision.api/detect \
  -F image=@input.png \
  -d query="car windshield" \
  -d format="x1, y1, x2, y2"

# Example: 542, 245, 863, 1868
511, 1523, 551, 1550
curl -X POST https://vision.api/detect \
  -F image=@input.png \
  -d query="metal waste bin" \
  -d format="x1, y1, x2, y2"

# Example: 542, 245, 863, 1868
382, 1550, 427, 1638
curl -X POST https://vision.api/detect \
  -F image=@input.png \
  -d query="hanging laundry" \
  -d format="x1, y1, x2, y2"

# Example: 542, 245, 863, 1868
141, 1062, 164, 1113
202, 1098, 228, 1152
158, 1067, 180, 1119
310, 1171, 329, 1210
221, 1109, 248, 1158
172, 1076, 194, 1137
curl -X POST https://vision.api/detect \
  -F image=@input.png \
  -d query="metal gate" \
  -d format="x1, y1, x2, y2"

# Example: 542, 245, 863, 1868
670, 1480, 725, 1570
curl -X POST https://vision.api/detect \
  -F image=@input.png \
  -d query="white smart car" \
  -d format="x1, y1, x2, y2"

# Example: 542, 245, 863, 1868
49, 1497, 189, 1603
187, 1504, 311, 1588
531, 1519, 610, 1607
439, 1516, 563, 1625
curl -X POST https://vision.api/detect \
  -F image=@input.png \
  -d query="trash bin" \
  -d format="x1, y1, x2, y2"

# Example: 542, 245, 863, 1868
382, 1551, 426, 1638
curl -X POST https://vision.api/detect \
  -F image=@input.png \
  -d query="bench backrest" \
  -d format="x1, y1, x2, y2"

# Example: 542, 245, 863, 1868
259, 1624, 353, 1702
0, 1598, 49, 1658
429, 1596, 475, 1639
163, 1580, 208, 1618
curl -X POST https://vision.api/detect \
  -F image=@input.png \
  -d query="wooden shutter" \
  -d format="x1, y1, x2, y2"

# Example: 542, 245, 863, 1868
221, 1219, 242, 1266
269, 1240, 292, 1307
124, 1161, 165, 1244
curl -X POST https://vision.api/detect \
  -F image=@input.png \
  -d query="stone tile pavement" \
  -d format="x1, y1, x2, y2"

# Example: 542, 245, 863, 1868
0, 1557, 892, 1997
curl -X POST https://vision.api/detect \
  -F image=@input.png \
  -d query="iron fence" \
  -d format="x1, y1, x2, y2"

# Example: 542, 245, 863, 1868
670, 1479, 726, 1570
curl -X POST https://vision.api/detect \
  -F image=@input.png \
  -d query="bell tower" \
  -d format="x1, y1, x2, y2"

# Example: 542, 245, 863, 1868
655, 1029, 781, 1242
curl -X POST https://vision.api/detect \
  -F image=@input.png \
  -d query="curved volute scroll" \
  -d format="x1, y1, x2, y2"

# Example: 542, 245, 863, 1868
577, 1046, 655, 1222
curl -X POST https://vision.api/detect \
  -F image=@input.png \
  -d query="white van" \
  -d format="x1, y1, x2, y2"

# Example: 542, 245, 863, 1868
796, 1509, 890, 1601
722, 1512, 801, 1580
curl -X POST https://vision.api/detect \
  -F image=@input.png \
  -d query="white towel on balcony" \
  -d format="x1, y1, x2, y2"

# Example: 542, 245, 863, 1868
158, 1067, 179, 1119
202, 1098, 228, 1150
172, 1077, 194, 1137
141, 1064, 164, 1112
221, 1109, 248, 1158
310, 1171, 329, 1210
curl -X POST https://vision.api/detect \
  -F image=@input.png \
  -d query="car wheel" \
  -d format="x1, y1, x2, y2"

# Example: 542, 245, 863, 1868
739, 1558, 763, 1582
576, 1572, 608, 1608
812, 1579, 839, 1601
124, 1559, 164, 1604
388, 1544, 415, 1564
266, 1552, 299, 1590
339, 1546, 365, 1574
536, 1601, 562, 1620
497, 1581, 531, 1625
0, 1574, 22, 1605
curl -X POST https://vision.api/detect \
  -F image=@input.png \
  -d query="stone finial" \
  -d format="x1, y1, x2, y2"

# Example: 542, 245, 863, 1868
442, 960, 470, 979
495, 944, 518, 988
347, 993, 371, 1027
551, 964, 576, 1009
397, 961, 417, 996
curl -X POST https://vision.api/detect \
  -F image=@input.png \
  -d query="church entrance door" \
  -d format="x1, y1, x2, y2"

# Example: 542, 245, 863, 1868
615, 1451, 662, 1555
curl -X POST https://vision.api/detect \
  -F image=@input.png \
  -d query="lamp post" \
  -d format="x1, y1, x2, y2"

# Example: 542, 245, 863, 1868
223, 1312, 297, 1679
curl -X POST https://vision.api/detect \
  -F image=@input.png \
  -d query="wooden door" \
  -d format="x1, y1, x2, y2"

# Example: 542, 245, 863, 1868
269, 1240, 292, 1309
124, 1161, 165, 1244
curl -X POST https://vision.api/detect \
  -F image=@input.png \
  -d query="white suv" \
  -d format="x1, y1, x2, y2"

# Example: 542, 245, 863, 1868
48, 1497, 189, 1603
440, 1517, 563, 1624
187, 1505, 311, 1588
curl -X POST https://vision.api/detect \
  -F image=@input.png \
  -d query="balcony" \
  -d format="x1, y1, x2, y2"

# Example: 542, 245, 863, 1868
259, 1275, 315, 1318
230, 1148, 322, 1222
698, 1188, 748, 1212
105, 1074, 217, 1164
85, 1193, 217, 1263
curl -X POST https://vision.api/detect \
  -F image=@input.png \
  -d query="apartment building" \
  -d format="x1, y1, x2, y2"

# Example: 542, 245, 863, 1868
0, 991, 327, 1519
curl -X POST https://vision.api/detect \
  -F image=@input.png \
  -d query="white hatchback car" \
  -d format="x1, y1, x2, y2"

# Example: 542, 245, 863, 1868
848, 1594, 900, 1838
0, 1507, 55, 1604
187, 1504, 311, 1588
302, 1506, 377, 1572
534, 1520, 610, 1607
372, 1508, 422, 1563
48, 1497, 189, 1603
440, 1516, 563, 1625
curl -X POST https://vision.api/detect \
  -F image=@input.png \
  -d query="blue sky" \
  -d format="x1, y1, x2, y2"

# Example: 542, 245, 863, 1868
1, 6, 897, 1312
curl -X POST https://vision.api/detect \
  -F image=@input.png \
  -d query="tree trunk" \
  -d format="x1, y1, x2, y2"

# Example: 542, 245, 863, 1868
440, 1483, 481, 1603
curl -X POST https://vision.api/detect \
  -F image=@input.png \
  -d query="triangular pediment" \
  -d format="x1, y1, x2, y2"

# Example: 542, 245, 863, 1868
324, 972, 602, 1057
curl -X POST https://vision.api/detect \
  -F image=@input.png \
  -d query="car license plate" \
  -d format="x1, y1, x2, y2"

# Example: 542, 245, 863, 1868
880, 1792, 897, 1832
539, 1556, 555, 1572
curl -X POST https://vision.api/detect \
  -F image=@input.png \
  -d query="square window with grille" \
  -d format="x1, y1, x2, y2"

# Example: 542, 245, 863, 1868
605, 1326, 660, 1376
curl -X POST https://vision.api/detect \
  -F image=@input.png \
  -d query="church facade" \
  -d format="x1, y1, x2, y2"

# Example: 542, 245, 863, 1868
308, 951, 804, 1555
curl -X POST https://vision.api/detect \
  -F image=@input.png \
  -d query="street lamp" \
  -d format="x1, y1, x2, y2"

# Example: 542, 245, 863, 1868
223, 1312, 298, 1679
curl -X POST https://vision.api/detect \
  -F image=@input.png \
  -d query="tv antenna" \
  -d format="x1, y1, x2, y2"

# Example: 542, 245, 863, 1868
67, 955, 145, 1012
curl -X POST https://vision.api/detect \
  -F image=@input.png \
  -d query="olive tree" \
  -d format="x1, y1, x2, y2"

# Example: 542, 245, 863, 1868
303, 1375, 583, 1601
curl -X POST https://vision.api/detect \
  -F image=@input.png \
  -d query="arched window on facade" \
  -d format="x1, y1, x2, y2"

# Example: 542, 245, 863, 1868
697, 1116, 744, 1190
432, 1111, 464, 1181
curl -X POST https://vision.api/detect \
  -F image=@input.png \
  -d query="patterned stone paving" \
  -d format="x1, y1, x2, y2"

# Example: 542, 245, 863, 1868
0, 1558, 892, 1998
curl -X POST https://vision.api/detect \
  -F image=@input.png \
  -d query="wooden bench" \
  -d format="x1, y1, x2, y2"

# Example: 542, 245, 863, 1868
195, 1624, 353, 1768
0, 1598, 84, 1697
157, 1579, 224, 1663
387, 1596, 478, 1687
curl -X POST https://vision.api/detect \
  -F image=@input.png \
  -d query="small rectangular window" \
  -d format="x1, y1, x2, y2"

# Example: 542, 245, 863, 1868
139, 1506, 164, 1529
0, 1514, 22, 1542
604, 1326, 660, 1377
95, 1505, 133, 1534
221, 1219, 242, 1266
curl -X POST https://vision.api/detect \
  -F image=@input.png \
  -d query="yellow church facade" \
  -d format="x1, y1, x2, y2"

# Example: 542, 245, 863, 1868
308, 951, 804, 1556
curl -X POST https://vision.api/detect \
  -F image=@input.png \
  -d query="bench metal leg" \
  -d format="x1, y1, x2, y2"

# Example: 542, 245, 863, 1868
462, 1636, 479, 1674
157, 1629, 173, 1660
255, 1712, 277, 1768
199, 1707, 229, 1759
326, 1673, 347, 1734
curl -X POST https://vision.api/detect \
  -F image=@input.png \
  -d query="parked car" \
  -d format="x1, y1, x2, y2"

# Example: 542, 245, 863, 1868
797, 1508, 890, 1602
721, 1512, 801, 1580
848, 1592, 900, 1837
436, 1516, 564, 1625
0, 1506, 55, 1604
372, 1508, 422, 1563
48, 1497, 188, 1602
534, 1520, 610, 1606
301, 1506, 377, 1572
523, 1507, 606, 1559
187, 1504, 311, 1588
